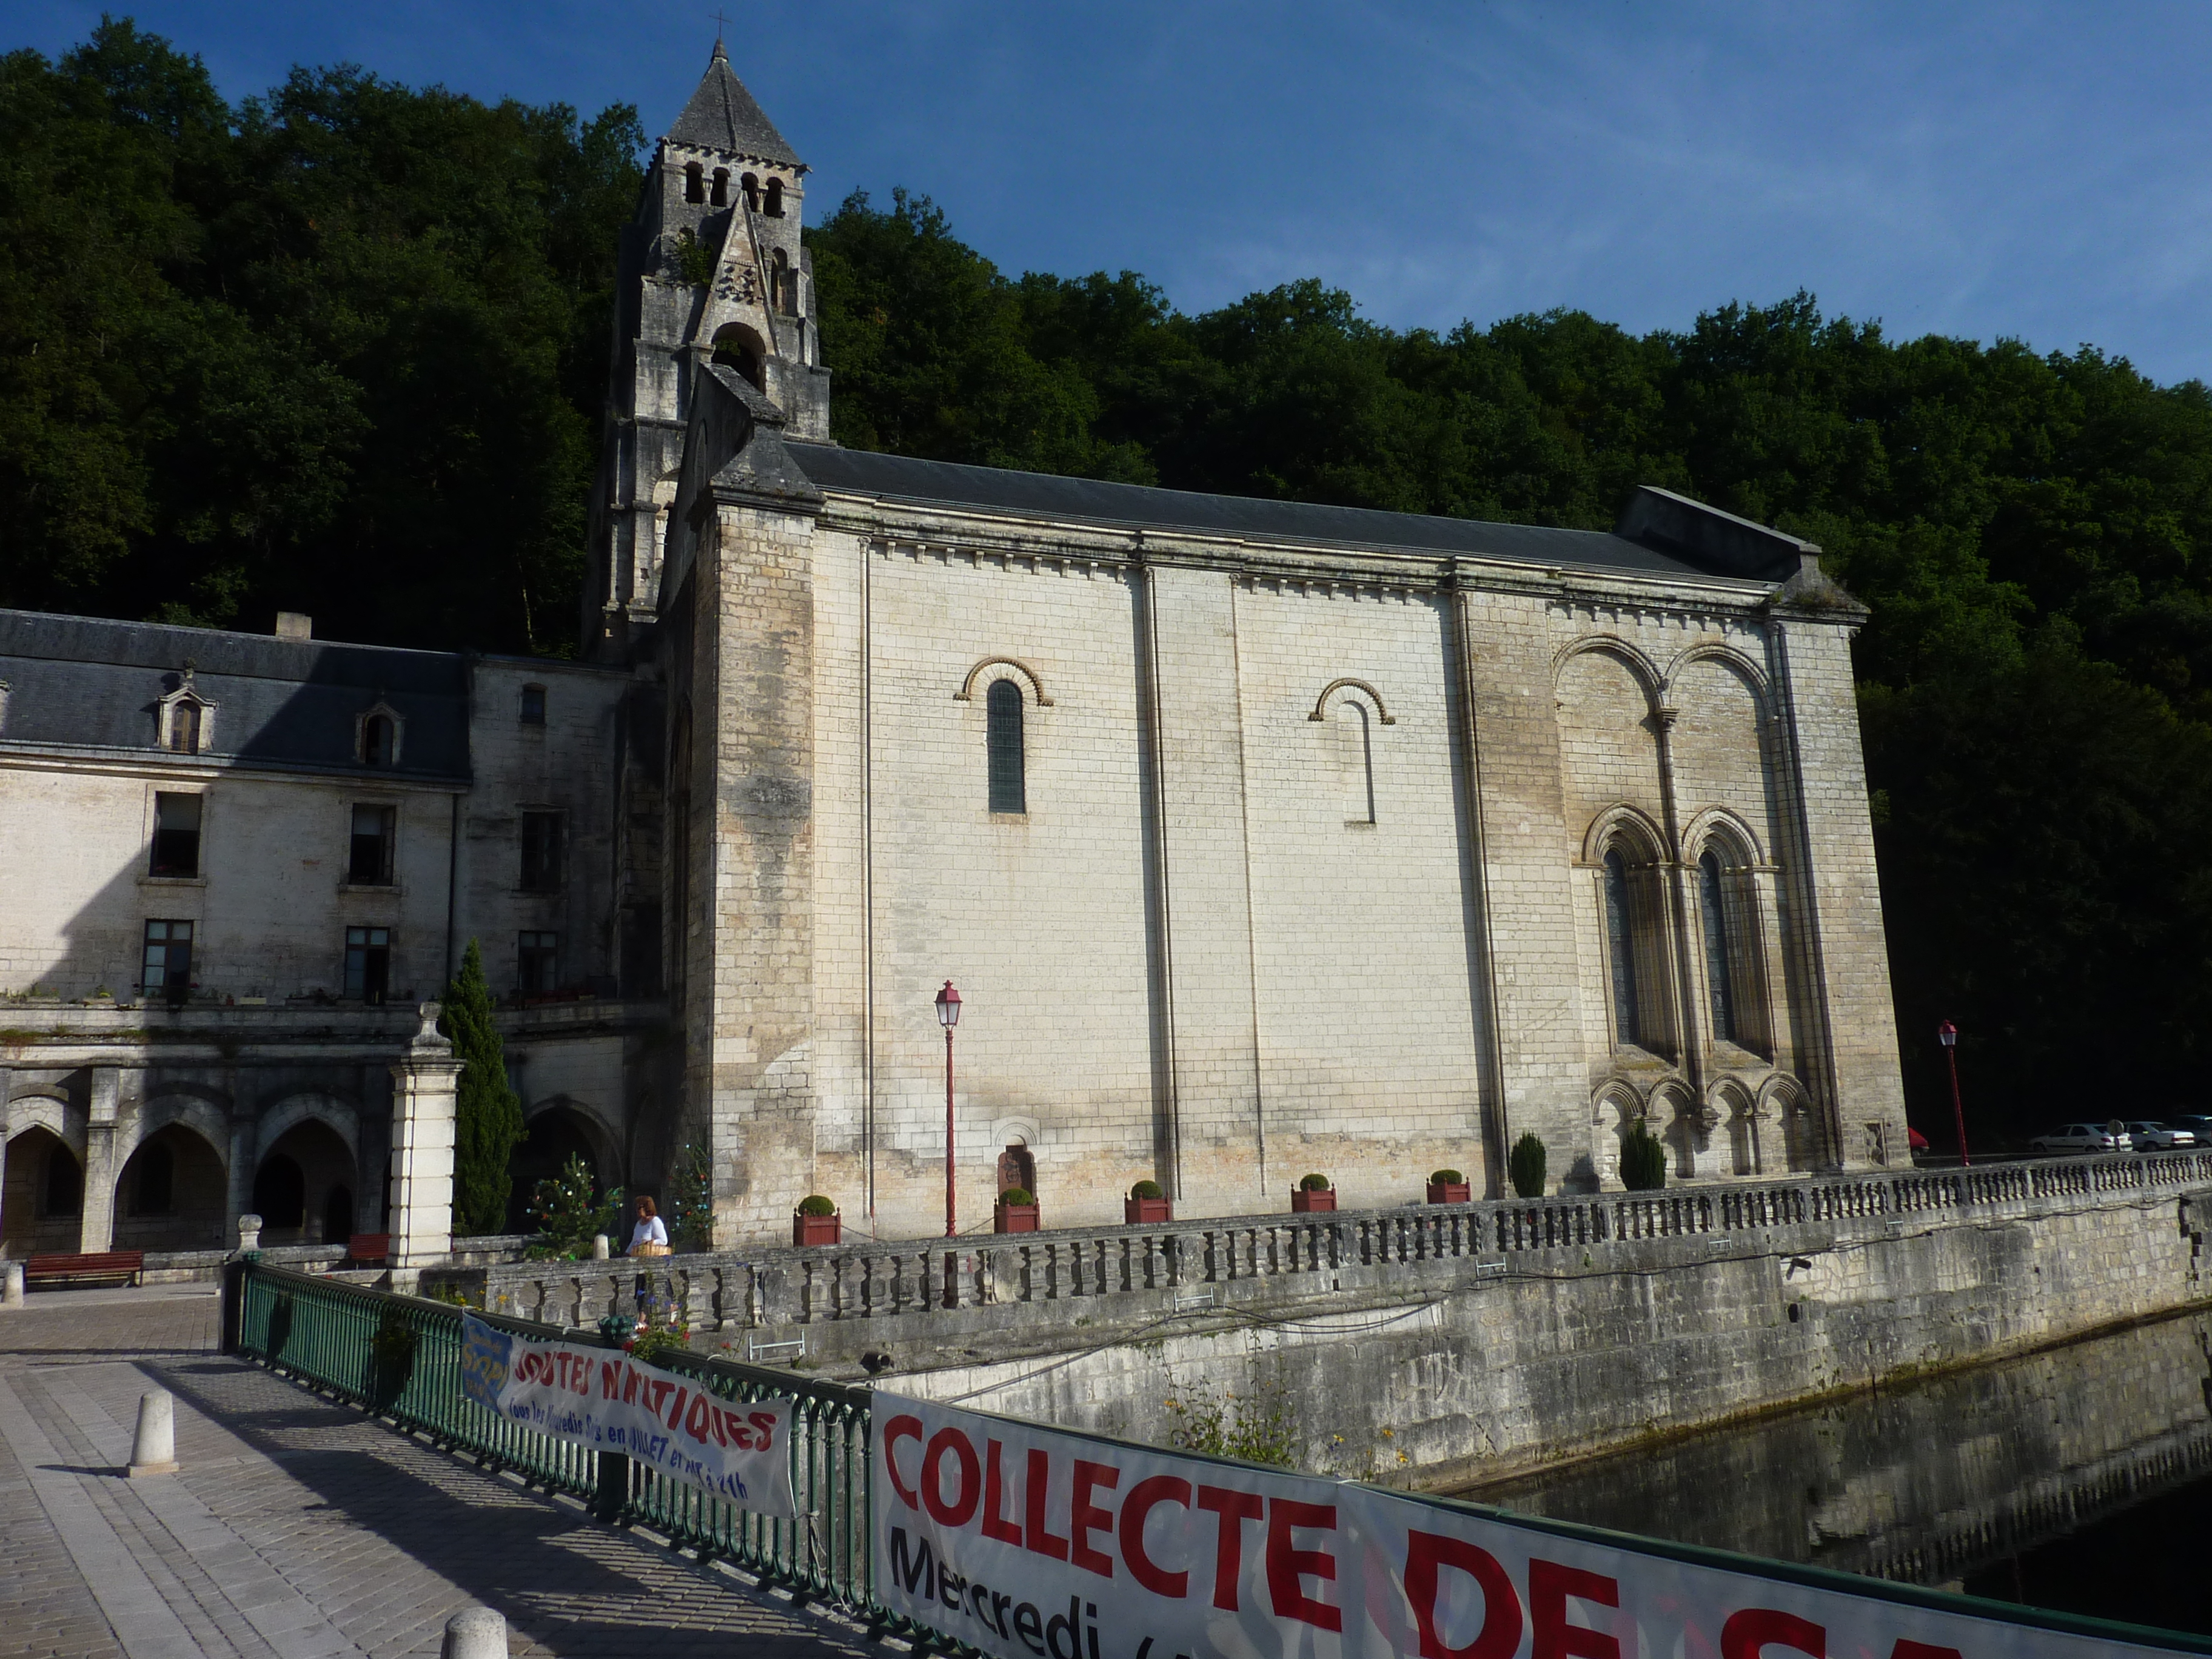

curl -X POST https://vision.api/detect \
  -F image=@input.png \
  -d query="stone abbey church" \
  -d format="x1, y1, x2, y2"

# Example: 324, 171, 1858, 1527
0, 45, 1908, 1258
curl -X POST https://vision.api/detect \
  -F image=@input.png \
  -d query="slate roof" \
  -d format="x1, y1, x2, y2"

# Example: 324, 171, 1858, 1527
666, 41, 801, 167
785, 444, 1720, 581
0, 609, 471, 780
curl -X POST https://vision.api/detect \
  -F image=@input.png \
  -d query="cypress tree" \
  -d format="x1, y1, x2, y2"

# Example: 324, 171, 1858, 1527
443, 939, 524, 1235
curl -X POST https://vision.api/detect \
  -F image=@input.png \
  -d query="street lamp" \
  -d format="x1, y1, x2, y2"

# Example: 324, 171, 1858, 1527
936, 980, 962, 1236
1938, 1019, 1969, 1167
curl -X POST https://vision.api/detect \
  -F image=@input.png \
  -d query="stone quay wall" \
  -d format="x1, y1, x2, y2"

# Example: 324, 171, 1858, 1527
434, 1151, 2212, 1488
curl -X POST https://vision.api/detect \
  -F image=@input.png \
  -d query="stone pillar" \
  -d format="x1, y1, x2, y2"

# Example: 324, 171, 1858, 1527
78, 1068, 122, 1253
387, 1004, 463, 1271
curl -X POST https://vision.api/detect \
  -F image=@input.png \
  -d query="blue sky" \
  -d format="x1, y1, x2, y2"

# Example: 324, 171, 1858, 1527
14, 1, 2212, 383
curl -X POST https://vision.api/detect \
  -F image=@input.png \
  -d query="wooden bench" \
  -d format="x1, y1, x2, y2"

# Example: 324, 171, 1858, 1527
346, 1233, 391, 1265
24, 1251, 145, 1289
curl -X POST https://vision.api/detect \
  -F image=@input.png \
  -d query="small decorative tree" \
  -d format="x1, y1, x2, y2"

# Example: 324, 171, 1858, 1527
1509, 1133, 1547, 1199
1292, 1171, 1335, 1214
1426, 1168, 1470, 1204
1620, 1119, 1669, 1191
443, 939, 524, 1236
664, 1142, 714, 1251
1125, 1178, 1171, 1225
524, 1153, 625, 1259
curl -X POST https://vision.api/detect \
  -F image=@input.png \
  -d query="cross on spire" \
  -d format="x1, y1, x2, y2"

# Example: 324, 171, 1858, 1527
710, 8, 732, 42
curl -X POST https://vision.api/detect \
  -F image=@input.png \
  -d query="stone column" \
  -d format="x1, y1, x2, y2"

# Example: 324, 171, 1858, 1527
387, 1004, 463, 1272
79, 1068, 122, 1253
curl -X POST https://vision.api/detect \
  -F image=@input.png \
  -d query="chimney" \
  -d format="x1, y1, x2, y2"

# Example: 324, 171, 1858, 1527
275, 612, 313, 640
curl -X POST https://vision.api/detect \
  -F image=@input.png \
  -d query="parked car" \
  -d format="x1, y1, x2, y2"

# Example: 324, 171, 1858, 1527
2124, 1121, 2198, 1151
2027, 1124, 2128, 1155
2168, 1114, 2212, 1140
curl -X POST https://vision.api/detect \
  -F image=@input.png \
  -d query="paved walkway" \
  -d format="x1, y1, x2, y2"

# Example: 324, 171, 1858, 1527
0, 1284, 879, 1658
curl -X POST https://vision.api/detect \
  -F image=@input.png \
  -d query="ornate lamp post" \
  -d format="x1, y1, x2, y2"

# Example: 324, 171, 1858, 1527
1938, 1019, 1969, 1167
937, 980, 962, 1236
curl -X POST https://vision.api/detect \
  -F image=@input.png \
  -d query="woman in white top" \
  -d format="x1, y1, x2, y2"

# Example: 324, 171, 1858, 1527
628, 1195, 669, 1257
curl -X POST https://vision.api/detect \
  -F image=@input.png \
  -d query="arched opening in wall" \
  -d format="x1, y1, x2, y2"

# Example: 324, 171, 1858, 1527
1695, 828, 1770, 1060
1698, 851, 1736, 1044
115, 1123, 226, 1250
763, 176, 785, 217
986, 678, 1027, 814
1597, 822, 1673, 1060
362, 713, 395, 768
1717, 1084, 1758, 1176
252, 1119, 355, 1247
709, 167, 729, 207
740, 172, 760, 213
711, 324, 765, 390
771, 247, 796, 315
507, 1105, 605, 1234
3, 1127, 82, 1255
996, 1144, 1036, 1199
683, 161, 705, 204
324, 1184, 355, 1242
1332, 699, 1376, 825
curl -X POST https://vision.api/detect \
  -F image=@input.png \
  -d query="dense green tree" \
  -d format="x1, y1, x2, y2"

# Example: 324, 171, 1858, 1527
443, 939, 524, 1236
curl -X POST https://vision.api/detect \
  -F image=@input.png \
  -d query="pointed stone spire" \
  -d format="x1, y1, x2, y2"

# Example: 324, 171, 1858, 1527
668, 41, 801, 167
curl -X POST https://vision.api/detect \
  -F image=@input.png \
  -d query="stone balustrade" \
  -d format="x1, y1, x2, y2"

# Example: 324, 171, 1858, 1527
441, 1150, 2212, 1349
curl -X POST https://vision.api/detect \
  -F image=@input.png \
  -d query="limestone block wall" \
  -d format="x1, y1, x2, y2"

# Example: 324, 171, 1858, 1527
0, 763, 457, 1003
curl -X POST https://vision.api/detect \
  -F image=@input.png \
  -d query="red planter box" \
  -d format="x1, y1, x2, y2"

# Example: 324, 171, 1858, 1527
994, 1202, 1041, 1234
792, 1212, 842, 1247
1124, 1197, 1173, 1225
1290, 1187, 1336, 1213
1426, 1182, 1472, 1205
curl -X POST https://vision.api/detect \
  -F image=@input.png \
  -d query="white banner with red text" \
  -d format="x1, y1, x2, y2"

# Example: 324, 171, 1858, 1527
870, 1392, 2187, 1659
460, 1313, 794, 1517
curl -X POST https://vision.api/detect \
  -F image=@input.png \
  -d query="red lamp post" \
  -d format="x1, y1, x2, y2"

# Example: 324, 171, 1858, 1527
1938, 1019, 1969, 1167
937, 980, 962, 1236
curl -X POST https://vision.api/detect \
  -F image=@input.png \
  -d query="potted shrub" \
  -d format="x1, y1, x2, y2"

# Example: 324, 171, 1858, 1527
1124, 1179, 1173, 1225
1509, 1133, 1547, 1199
792, 1194, 841, 1247
1290, 1172, 1336, 1214
994, 1187, 1041, 1233
1426, 1168, 1472, 1204
1620, 1120, 1669, 1192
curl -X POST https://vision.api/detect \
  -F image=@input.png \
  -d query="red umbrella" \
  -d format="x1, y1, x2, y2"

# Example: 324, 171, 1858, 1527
1908, 1126, 1930, 1151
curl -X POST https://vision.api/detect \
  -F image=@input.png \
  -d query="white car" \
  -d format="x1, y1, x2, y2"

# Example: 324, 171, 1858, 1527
2124, 1121, 2199, 1151
2027, 1124, 2128, 1155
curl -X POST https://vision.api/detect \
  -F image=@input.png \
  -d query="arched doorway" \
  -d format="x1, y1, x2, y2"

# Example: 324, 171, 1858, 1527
3, 1127, 84, 1255
113, 1124, 227, 1250
253, 1119, 356, 1246
507, 1105, 608, 1233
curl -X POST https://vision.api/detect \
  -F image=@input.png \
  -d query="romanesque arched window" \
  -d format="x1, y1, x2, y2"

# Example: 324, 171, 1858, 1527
684, 161, 705, 204
741, 172, 760, 212
1699, 850, 1736, 1044
771, 248, 795, 315
1336, 699, 1375, 825
710, 167, 729, 207
987, 678, 1025, 814
1603, 849, 1642, 1049
763, 177, 785, 217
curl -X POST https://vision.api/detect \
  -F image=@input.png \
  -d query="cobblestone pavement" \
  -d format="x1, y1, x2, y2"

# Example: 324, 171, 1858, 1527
0, 1285, 879, 1658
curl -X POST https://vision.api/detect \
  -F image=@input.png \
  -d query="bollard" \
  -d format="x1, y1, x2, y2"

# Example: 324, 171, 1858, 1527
591, 1233, 610, 1260
127, 1390, 178, 1478
442, 1605, 508, 1659
2, 1260, 23, 1309
236, 1213, 263, 1254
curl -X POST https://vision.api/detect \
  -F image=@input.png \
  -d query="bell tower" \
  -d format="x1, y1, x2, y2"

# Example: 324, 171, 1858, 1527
584, 39, 830, 660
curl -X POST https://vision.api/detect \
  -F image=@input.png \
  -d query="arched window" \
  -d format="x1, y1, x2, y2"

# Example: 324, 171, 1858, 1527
763, 176, 785, 217
741, 172, 760, 212
710, 167, 729, 207
712, 324, 764, 389
43, 1143, 82, 1217
683, 161, 705, 204
771, 248, 794, 315
997, 1144, 1036, 1198
987, 678, 1025, 814
1334, 699, 1375, 824
1700, 851, 1737, 1044
1603, 850, 1641, 1049
169, 700, 202, 753
362, 713, 395, 767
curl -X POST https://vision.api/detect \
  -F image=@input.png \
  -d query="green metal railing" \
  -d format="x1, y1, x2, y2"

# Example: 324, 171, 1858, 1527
233, 1262, 879, 1617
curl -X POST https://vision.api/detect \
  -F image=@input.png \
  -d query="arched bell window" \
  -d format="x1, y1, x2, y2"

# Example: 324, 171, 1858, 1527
683, 161, 705, 204
987, 679, 1025, 814
763, 176, 785, 217
710, 167, 729, 207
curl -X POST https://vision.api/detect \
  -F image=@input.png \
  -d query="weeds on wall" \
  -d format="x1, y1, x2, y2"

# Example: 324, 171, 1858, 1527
1162, 1381, 1298, 1469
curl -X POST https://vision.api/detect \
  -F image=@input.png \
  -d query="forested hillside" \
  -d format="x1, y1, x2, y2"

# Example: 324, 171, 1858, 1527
8, 21, 2212, 1141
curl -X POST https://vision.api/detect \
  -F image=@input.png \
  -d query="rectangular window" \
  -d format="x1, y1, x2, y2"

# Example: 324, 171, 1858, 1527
520, 684, 546, 725
349, 803, 397, 885
520, 811, 564, 892
141, 919, 193, 1005
518, 931, 558, 994
150, 793, 203, 878
344, 926, 391, 1004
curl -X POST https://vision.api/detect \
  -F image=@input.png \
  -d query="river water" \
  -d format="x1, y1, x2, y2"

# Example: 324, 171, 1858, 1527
1457, 1310, 2212, 1640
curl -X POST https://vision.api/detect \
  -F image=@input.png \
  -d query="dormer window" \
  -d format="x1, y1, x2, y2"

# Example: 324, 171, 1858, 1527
156, 673, 215, 754
356, 701, 404, 768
